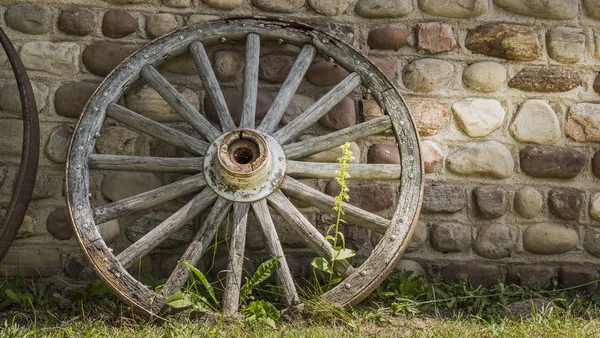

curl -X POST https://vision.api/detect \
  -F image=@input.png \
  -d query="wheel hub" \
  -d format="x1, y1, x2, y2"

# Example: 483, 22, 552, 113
204, 129, 286, 202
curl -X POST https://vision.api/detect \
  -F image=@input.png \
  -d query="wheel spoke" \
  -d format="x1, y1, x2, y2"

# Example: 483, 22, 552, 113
93, 174, 207, 224
116, 188, 218, 269
251, 200, 299, 307
106, 103, 208, 156
283, 116, 392, 160
189, 41, 236, 132
279, 177, 389, 234
287, 161, 400, 180
273, 72, 362, 145
267, 190, 354, 277
240, 33, 260, 129
141, 65, 221, 141
222, 202, 250, 314
258, 44, 316, 134
89, 154, 202, 174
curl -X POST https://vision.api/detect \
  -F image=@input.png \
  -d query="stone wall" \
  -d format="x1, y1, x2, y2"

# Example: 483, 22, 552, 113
0, 0, 599, 290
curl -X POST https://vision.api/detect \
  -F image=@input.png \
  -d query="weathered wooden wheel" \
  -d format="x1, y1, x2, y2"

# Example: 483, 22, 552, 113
66, 18, 423, 319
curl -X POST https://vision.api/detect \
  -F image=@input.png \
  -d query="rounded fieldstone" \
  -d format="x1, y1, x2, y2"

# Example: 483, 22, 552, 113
405, 99, 449, 136
509, 66, 580, 93
452, 98, 505, 137
368, 56, 396, 80
355, 0, 413, 18
102, 10, 137, 38
395, 260, 425, 278
30, 170, 53, 201
259, 54, 295, 83
406, 221, 427, 252
146, 13, 179, 39
559, 266, 600, 294
547, 27, 585, 64
0, 81, 48, 116
282, 95, 315, 125
416, 22, 457, 54
252, 0, 306, 13
548, 188, 582, 221
203, 0, 242, 10
361, 98, 383, 121
45, 125, 73, 164
584, 228, 600, 258
304, 142, 360, 163
98, 219, 120, 242
514, 187, 543, 219
5, 4, 52, 35
594, 74, 600, 95
430, 222, 471, 253
446, 141, 514, 178
326, 181, 396, 212
462, 61, 506, 92
318, 96, 356, 130
0, 120, 24, 156
565, 103, 600, 142
520, 146, 585, 179
161, 53, 196, 75
204, 89, 272, 126
213, 51, 244, 82
290, 179, 319, 208
164, 0, 192, 7
125, 84, 198, 122
367, 26, 410, 50
308, 0, 350, 16
594, 150, 600, 178
58, 7, 96, 36
126, 212, 193, 249
523, 223, 578, 255
474, 224, 516, 259
441, 263, 503, 287
473, 186, 507, 219
465, 23, 541, 61
422, 184, 466, 213
585, 0, 600, 18
510, 100, 560, 145
367, 144, 399, 164
422, 140, 443, 173
418, 0, 488, 18
507, 266, 554, 287
82, 42, 140, 77
402, 58, 454, 92
54, 81, 98, 119
21, 42, 80, 76
47, 207, 74, 240
96, 126, 150, 156
493, 0, 578, 20
590, 193, 600, 221
102, 172, 161, 201
306, 61, 350, 87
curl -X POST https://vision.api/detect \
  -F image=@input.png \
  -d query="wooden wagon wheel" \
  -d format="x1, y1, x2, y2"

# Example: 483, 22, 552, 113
66, 18, 423, 319
0, 27, 40, 262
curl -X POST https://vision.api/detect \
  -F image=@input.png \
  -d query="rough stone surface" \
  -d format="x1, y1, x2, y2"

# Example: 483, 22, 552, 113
282, 95, 315, 125
54, 81, 97, 119
405, 99, 449, 136
146, 13, 179, 39
20, 42, 80, 76
441, 263, 504, 287
0, 247, 61, 277
164, 0, 191, 7
407, 221, 428, 252
65, 255, 96, 281
368, 56, 396, 80
583, 228, 600, 257
204, 89, 272, 126
510, 100, 560, 145
507, 266, 554, 287
417, 22, 457, 54
252, 0, 306, 13
306, 61, 350, 87
0, 82, 48, 116
594, 74, 600, 95
548, 188, 582, 221
203, 0, 241, 10
430, 222, 471, 253
259, 54, 295, 83
355, 0, 413, 18
125, 85, 199, 122
5, 4, 52, 35
523, 223, 578, 255
514, 187, 543, 219
82, 42, 139, 77
46, 207, 73, 240
422, 140, 443, 173
367, 144, 400, 164
474, 224, 516, 259
101, 172, 161, 201
594, 151, 600, 178
402, 58, 454, 92
590, 193, 600, 221
103, 0, 150, 3
508, 66, 580, 92
565, 103, 600, 142
462, 61, 506, 92
584, 0, 600, 18
30, 170, 53, 200
418, 0, 488, 18
367, 26, 410, 50
395, 260, 425, 277
96, 126, 150, 156
213, 51, 244, 82
45, 125, 73, 164
361, 98, 383, 121
422, 184, 466, 213
473, 186, 507, 219
102, 10, 137, 38
290, 179, 319, 208
326, 181, 396, 212
308, 0, 350, 16
452, 98, 505, 137
465, 23, 541, 61
318, 96, 356, 130
559, 266, 600, 294
98, 220, 120, 242
126, 212, 194, 249
493, 0, 578, 20
446, 141, 514, 178
519, 146, 585, 179
58, 7, 96, 36
547, 27, 585, 64
304, 142, 360, 163
0, 120, 24, 156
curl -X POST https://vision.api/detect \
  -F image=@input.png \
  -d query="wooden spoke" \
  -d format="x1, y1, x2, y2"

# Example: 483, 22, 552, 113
267, 190, 354, 277
273, 72, 362, 145
258, 44, 316, 134
158, 198, 233, 304
141, 65, 221, 141
287, 161, 400, 180
93, 174, 207, 224
106, 103, 208, 156
283, 116, 392, 160
240, 33, 260, 129
251, 200, 299, 306
116, 188, 218, 269
279, 177, 389, 234
222, 203, 250, 314
189, 41, 236, 131
89, 154, 202, 174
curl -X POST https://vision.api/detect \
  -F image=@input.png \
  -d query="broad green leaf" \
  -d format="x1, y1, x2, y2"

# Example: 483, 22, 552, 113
311, 257, 332, 274
179, 260, 218, 306
164, 291, 193, 309
333, 248, 355, 261
240, 257, 280, 300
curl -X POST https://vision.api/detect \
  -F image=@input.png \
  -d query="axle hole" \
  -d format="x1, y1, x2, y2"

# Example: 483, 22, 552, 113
233, 147, 254, 164
228, 139, 260, 166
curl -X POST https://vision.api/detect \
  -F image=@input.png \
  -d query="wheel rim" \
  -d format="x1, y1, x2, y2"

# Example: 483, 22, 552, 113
66, 18, 423, 319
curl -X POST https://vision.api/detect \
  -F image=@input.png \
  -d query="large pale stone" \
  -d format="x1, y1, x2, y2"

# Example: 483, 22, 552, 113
510, 100, 560, 145
95, 126, 150, 156
406, 99, 449, 136
252, 0, 306, 13
474, 224, 516, 259
584, 0, 600, 19
591, 193, 600, 221
547, 27, 585, 64
418, 0, 487, 18
402, 58, 454, 92
446, 141, 514, 178
125, 85, 199, 122
308, 0, 350, 16
98, 220, 120, 242
355, 0, 413, 18
565, 103, 600, 142
416, 22, 457, 54
465, 23, 541, 61
452, 98, 505, 137
213, 51, 244, 82
102, 172, 161, 201
514, 186, 543, 219
146, 13, 179, 39
421, 140, 443, 173
493, 0, 578, 20
523, 223, 578, 255
20, 42, 80, 76
462, 61, 506, 92
395, 260, 425, 277
0, 81, 48, 115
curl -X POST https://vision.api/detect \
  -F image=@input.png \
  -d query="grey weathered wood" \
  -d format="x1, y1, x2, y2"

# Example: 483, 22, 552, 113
283, 116, 392, 160
89, 154, 202, 174
287, 161, 401, 180
274, 73, 361, 145
251, 200, 299, 306
92, 174, 207, 224
240, 33, 260, 129
158, 197, 233, 304
107, 103, 208, 156
116, 188, 218, 269
141, 65, 221, 141
279, 177, 389, 234
189, 41, 236, 131
222, 202, 250, 314
267, 190, 354, 277
258, 44, 316, 134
